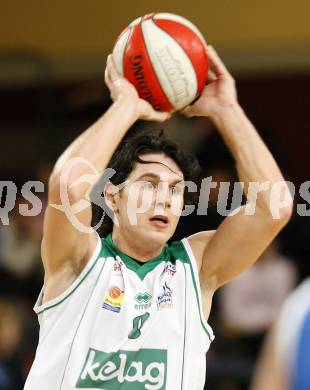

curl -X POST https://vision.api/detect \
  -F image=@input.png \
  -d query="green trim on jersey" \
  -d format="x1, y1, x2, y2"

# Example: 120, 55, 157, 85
187, 261, 213, 342
169, 241, 190, 264
36, 240, 108, 315
36, 233, 213, 344
180, 262, 187, 390
36, 258, 104, 315
175, 240, 213, 343
104, 234, 172, 280
104, 235, 213, 341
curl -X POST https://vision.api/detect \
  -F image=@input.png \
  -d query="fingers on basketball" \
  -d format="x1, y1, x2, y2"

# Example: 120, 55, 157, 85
107, 54, 120, 82
143, 103, 172, 122
207, 69, 217, 82
104, 65, 112, 89
206, 45, 234, 81
150, 110, 172, 123
180, 106, 196, 118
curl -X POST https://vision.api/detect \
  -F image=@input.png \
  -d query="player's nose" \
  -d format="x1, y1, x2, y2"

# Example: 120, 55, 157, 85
154, 186, 172, 210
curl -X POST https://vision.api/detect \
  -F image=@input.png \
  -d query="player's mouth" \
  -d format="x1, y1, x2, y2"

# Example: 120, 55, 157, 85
149, 215, 169, 228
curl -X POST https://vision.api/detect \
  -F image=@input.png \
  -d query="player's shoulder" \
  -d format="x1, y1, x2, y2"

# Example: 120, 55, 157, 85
187, 230, 216, 246
169, 230, 215, 270
187, 230, 216, 268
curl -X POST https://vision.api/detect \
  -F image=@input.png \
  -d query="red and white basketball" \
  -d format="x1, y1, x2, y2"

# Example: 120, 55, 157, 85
112, 13, 209, 112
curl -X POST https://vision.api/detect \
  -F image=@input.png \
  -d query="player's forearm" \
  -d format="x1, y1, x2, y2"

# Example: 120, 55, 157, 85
211, 103, 292, 217
49, 97, 139, 197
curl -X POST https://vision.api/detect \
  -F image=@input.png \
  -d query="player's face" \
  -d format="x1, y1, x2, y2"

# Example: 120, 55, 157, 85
113, 153, 185, 246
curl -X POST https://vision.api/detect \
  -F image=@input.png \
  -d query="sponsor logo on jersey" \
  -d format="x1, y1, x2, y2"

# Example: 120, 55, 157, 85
134, 292, 152, 310
162, 262, 176, 276
76, 347, 167, 389
157, 282, 173, 310
102, 286, 124, 313
113, 257, 123, 273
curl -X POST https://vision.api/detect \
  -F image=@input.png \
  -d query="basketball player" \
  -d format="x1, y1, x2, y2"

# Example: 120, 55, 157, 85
25, 46, 293, 389
251, 278, 310, 390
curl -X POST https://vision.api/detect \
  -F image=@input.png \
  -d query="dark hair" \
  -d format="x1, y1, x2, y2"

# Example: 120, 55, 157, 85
91, 129, 201, 237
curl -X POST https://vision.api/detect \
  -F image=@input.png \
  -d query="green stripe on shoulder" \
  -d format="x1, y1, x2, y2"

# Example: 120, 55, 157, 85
178, 239, 214, 343
169, 241, 190, 264
36, 237, 107, 315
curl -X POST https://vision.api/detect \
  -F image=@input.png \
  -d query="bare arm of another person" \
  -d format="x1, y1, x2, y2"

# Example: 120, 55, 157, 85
42, 56, 171, 301
250, 326, 288, 390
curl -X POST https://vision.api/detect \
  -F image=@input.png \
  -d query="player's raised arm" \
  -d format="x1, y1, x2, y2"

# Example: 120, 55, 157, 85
42, 56, 170, 299
185, 45, 293, 292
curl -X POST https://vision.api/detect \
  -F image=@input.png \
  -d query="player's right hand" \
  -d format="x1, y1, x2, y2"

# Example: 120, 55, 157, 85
105, 54, 171, 123
181, 46, 238, 119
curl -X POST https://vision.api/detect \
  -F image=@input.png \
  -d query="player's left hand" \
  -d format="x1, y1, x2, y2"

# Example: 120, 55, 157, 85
105, 55, 171, 123
181, 46, 238, 118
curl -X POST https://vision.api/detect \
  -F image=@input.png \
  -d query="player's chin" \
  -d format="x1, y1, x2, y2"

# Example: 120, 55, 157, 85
142, 224, 175, 244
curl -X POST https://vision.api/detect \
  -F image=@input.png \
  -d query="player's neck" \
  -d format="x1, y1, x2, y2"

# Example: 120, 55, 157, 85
111, 230, 164, 262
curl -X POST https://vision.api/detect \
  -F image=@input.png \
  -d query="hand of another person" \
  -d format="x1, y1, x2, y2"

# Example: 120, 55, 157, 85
182, 46, 238, 118
105, 54, 171, 122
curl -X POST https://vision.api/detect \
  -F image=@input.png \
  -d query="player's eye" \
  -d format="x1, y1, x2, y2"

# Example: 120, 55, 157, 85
170, 186, 181, 195
142, 182, 155, 191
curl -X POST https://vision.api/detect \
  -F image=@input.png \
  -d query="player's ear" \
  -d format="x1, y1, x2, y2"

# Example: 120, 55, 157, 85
104, 181, 120, 214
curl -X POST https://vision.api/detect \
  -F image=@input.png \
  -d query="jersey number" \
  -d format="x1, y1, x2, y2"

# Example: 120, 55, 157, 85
128, 312, 150, 339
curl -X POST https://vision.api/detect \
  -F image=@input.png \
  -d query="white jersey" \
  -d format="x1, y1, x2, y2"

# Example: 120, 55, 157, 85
25, 233, 214, 390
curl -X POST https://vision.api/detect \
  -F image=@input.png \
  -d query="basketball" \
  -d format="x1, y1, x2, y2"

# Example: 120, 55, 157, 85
112, 13, 209, 112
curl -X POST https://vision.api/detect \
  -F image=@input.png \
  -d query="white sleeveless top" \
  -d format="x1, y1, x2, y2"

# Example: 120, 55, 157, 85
24, 234, 214, 390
